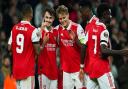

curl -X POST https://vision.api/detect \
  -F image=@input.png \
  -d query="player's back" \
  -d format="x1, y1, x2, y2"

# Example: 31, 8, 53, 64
85, 19, 110, 78
11, 21, 36, 80
86, 20, 103, 59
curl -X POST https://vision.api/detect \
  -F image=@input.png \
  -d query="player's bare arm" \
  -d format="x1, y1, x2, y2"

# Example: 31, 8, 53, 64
78, 24, 88, 82
101, 44, 128, 57
100, 30, 128, 58
32, 28, 42, 55
79, 44, 87, 82
33, 42, 40, 55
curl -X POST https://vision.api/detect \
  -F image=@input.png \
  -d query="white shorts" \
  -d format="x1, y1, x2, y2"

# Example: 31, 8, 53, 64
16, 76, 35, 89
38, 74, 57, 89
84, 72, 115, 89
63, 71, 83, 89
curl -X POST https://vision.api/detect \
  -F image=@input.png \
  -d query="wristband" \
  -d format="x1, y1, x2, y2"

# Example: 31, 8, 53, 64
80, 64, 84, 69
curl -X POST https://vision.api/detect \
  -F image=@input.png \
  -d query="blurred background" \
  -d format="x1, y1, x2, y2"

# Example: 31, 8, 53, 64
0, 0, 128, 89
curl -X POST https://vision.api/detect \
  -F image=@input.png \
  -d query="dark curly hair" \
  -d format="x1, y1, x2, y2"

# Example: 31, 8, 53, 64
97, 3, 110, 18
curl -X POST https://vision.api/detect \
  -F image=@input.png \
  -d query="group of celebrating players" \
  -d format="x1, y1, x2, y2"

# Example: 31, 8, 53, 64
8, 1, 128, 89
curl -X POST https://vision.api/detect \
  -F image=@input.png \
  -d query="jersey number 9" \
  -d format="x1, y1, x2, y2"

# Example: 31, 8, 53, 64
16, 34, 24, 53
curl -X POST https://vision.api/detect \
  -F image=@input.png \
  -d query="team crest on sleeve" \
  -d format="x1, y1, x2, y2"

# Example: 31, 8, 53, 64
104, 32, 108, 38
36, 32, 41, 37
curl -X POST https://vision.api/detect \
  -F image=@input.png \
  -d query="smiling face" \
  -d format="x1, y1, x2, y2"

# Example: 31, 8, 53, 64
58, 13, 69, 27
80, 6, 91, 21
103, 9, 112, 24
43, 11, 54, 27
56, 5, 70, 27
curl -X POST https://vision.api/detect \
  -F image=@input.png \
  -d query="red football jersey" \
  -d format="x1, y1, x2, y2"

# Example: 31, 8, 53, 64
55, 21, 85, 73
84, 16, 111, 78
8, 21, 40, 80
38, 27, 58, 80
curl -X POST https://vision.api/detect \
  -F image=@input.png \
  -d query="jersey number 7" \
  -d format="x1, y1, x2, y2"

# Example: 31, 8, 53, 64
92, 35, 97, 54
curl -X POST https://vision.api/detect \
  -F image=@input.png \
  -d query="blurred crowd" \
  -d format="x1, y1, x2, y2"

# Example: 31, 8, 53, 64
0, 0, 128, 89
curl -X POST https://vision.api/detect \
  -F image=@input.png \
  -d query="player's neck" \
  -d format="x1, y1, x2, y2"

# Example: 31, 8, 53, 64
22, 18, 31, 22
89, 12, 93, 20
64, 20, 70, 29
46, 26, 52, 31
100, 18, 109, 27
89, 14, 93, 20
99, 18, 105, 24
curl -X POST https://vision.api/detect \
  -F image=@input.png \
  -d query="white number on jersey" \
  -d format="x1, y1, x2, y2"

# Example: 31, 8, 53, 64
92, 35, 97, 54
16, 34, 24, 53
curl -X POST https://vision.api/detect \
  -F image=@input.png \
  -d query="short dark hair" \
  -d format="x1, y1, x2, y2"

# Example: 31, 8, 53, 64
21, 4, 32, 16
79, 0, 92, 9
43, 7, 55, 17
97, 3, 110, 18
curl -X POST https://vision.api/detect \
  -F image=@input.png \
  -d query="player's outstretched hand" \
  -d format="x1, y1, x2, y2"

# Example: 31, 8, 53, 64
43, 32, 49, 45
79, 69, 85, 82
121, 49, 128, 56
68, 30, 76, 40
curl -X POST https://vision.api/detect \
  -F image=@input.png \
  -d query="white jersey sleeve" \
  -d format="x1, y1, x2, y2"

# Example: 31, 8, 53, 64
8, 31, 12, 45
77, 24, 88, 44
100, 29, 109, 46
31, 28, 40, 42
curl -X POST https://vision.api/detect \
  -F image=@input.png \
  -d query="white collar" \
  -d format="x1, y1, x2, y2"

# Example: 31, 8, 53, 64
61, 20, 72, 30
21, 21, 31, 24
88, 15, 99, 23
44, 27, 53, 32
66, 20, 72, 30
